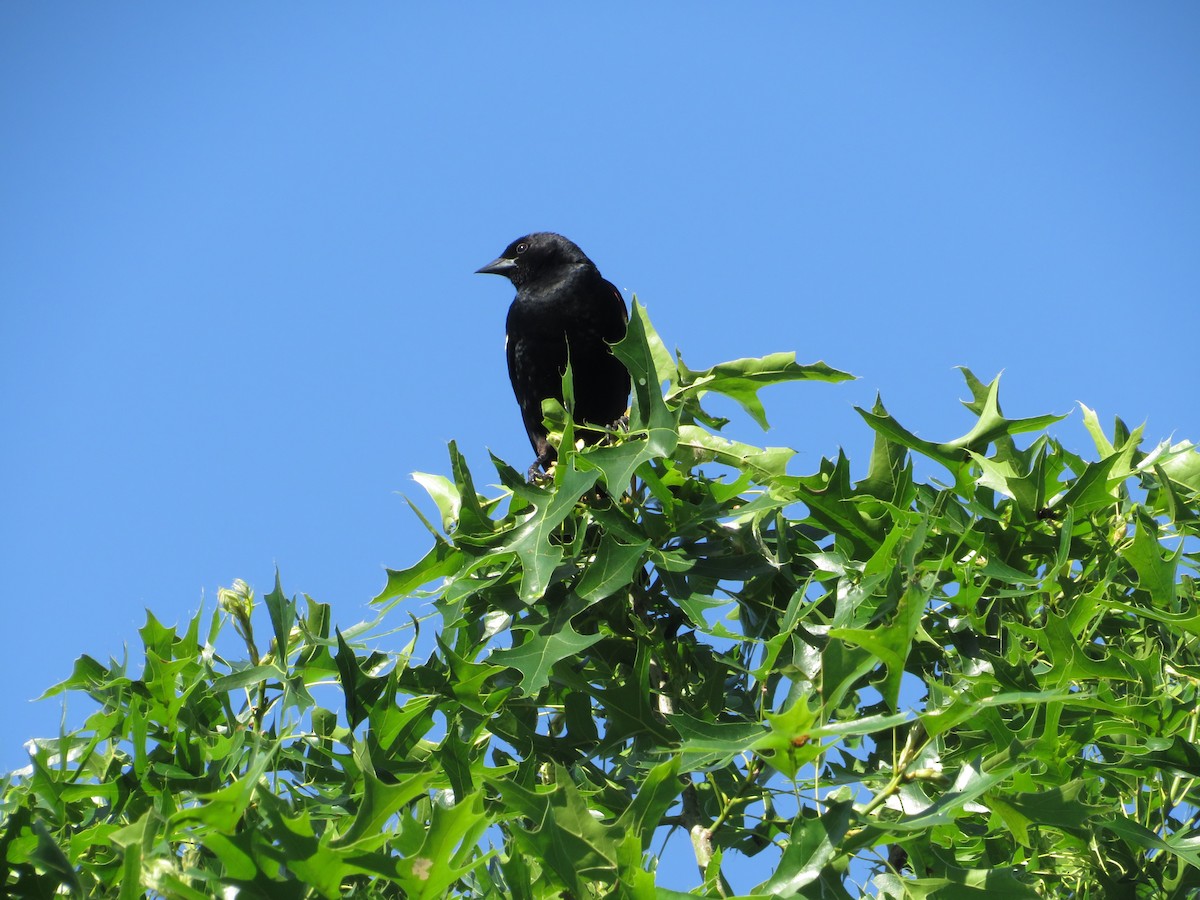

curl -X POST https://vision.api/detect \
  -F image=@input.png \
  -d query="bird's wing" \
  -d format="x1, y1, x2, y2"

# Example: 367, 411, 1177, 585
505, 301, 553, 456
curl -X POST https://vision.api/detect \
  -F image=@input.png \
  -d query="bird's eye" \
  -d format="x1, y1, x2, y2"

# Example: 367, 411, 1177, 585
516, 242, 529, 254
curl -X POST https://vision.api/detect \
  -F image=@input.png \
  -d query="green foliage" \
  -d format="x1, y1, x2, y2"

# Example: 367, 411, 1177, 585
4, 302, 1200, 898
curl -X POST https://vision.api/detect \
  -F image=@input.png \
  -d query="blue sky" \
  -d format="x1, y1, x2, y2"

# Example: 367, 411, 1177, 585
2, 3, 1198, 882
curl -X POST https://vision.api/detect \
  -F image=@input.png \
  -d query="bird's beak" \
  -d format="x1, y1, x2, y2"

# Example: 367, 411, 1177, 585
476, 256, 517, 276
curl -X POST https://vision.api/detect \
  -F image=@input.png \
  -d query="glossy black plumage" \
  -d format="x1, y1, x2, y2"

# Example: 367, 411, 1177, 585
477, 233, 630, 477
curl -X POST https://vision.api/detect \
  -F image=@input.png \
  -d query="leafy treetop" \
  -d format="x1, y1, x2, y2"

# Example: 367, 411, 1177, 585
3, 302, 1199, 898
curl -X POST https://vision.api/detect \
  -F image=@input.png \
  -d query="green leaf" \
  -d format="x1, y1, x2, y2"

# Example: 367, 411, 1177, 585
1050, 453, 1120, 516
920, 689, 1076, 740
830, 574, 932, 711
615, 756, 682, 851
484, 766, 622, 892
1127, 508, 1179, 605
170, 742, 278, 832
677, 425, 795, 482
448, 439, 496, 538
969, 450, 1040, 517
579, 439, 654, 492
611, 299, 680, 457
489, 614, 603, 695
210, 663, 286, 693
334, 627, 389, 730
496, 453, 600, 602
575, 534, 650, 602
1100, 814, 1200, 869
878, 757, 1026, 832
374, 540, 465, 607
669, 714, 766, 769
999, 780, 1107, 835
330, 757, 433, 849
1159, 439, 1200, 491
873, 868, 1040, 899
671, 352, 853, 429
856, 395, 965, 474
757, 699, 823, 779
1080, 402, 1144, 479
263, 570, 295, 663
412, 471, 461, 531
755, 800, 853, 894
941, 369, 1067, 454
1080, 402, 1116, 458
396, 790, 493, 898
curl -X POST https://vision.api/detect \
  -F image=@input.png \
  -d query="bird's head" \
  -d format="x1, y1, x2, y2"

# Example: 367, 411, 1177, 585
476, 232, 595, 287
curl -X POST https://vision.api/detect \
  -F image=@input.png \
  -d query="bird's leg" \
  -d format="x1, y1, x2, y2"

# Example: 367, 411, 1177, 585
527, 445, 556, 482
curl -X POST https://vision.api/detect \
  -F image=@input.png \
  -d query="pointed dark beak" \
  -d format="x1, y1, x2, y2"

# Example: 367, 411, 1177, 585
476, 256, 518, 276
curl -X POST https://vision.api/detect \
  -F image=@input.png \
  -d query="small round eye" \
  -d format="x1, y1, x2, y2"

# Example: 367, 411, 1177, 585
516, 242, 529, 254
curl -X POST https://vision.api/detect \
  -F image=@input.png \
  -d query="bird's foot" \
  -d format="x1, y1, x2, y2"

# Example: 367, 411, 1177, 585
527, 454, 555, 483
592, 415, 630, 448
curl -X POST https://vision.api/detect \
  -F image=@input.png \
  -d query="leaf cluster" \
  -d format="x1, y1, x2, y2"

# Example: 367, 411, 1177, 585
3, 303, 1200, 898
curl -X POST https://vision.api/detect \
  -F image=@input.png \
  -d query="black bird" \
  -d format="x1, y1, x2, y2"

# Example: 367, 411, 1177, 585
477, 233, 630, 478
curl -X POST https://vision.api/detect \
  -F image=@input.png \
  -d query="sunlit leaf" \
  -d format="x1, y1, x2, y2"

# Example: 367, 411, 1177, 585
489, 616, 602, 695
